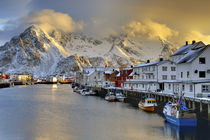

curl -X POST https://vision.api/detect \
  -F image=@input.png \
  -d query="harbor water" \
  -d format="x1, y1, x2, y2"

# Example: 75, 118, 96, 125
0, 84, 209, 140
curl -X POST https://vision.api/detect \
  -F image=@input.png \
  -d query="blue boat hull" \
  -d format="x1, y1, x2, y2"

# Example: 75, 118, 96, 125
164, 114, 197, 126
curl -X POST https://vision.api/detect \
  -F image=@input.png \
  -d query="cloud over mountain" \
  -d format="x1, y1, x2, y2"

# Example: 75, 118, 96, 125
25, 9, 83, 33
122, 19, 178, 41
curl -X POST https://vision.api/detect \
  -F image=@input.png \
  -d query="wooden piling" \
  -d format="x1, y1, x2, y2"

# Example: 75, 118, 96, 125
200, 102, 203, 112
208, 104, 210, 120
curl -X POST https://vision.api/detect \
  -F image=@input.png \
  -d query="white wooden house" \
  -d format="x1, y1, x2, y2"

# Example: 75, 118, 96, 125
124, 59, 176, 92
172, 41, 210, 97
79, 67, 112, 87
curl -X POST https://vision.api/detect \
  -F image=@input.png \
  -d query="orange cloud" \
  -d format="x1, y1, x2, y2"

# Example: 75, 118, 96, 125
26, 9, 83, 33
122, 19, 178, 40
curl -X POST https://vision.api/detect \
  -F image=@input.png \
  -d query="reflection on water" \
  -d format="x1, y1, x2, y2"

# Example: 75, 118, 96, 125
0, 85, 209, 140
164, 121, 197, 140
52, 84, 58, 89
51, 84, 57, 101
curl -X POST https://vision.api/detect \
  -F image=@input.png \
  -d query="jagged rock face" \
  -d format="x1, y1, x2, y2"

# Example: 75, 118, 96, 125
0, 25, 66, 76
159, 38, 176, 60
0, 25, 175, 77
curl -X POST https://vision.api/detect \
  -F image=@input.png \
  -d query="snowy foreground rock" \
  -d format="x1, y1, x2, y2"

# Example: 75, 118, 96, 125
0, 25, 175, 77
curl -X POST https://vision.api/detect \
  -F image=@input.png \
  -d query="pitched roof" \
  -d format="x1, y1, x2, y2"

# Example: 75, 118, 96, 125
128, 72, 134, 76
172, 41, 205, 56
104, 71, 113, 74
122, 68, 132, 71
134, 60, 169, 68
117, 73, 120, 77
177, 46, 207, 64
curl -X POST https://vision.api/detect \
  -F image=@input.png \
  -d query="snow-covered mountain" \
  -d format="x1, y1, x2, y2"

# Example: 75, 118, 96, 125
0, 25, 175, 76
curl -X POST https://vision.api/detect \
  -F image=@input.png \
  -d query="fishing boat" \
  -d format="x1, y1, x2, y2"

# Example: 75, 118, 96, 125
89, 90, 96, 96
81, 88, 90, 96
138, 98, 157, 112
105, 92, 116, 102
163, 94, 197, 126
73, 87, 78, 92
76, 88, 83, 94
84, 89, 96, 96
115, 92, 126, 102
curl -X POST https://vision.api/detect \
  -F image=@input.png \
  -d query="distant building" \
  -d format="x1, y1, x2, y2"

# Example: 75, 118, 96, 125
104, 68, 119, 87
10, 74, 31, 82
124, 59, 176, 92
77, 40, 210, 98
116, 67, 133, 88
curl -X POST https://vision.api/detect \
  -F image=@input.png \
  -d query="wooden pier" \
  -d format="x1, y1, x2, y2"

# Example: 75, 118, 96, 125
0, 83, 10, 88
88, 86, 210, 120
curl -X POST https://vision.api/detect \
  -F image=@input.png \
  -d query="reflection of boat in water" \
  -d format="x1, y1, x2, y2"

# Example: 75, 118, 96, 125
138, 98, 157, 112
164, 121, 197, 139
163, 93, 197, 126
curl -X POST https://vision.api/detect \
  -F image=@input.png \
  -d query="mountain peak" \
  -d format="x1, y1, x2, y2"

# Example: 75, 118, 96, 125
19, 25, 52, 43
25, 24, 42, 32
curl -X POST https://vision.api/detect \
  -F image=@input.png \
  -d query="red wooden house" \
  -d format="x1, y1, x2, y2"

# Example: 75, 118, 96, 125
115, 68, 133, 87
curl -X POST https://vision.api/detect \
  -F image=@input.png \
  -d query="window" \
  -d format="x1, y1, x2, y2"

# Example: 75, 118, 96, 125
152, 66, 155, 71
162, 66, 167, 71
199, 57, 206, 64
182, 85, 185, 91
202, 85, 210, 92
199, 71, 206, 78
169, 84, 171, 90
190, 85, 193, 92
162, 75, 167, 80
171, 75, 176, 80
171, 67, 176, 71
98, 72, 100, 79
181, 72, 183, 78
187, 71, 190, 78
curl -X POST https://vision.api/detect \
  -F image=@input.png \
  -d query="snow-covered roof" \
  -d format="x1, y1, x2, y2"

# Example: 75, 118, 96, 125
172, 41, 205, 56
177, 46, 206, 64
134, 60, 169, 68
128, 72, 134, 76
113, 68, 119, 71
95, 67, 106, 71
122, 68, 132, 71
117, 73, 120, 77
83, 68, 95, 74
104, 71, 113, 74
87, 70, 95, 76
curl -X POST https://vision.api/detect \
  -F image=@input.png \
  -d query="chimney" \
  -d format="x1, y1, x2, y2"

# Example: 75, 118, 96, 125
147, 60, 150, 63
160, 58, 163, 61
192, 40, 196, 44
186, 41, 188, 45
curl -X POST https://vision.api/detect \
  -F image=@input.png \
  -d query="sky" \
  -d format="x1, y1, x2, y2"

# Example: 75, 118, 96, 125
1, 0, 210, 46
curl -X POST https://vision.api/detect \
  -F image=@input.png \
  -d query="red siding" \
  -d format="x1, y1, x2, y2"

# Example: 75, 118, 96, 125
115, 69, 133, 87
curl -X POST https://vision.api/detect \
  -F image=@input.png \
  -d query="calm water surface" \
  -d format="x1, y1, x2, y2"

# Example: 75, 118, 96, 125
0, 84, 209, 140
